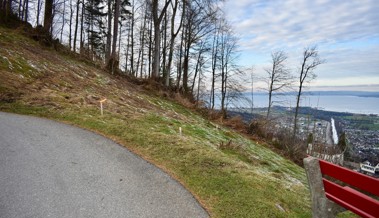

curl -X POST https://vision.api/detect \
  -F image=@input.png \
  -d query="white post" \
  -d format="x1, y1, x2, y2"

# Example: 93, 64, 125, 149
99, 98, 107, 116
179, 127, 182, 136
303, 156, 345, 218
100, 102, 103, 116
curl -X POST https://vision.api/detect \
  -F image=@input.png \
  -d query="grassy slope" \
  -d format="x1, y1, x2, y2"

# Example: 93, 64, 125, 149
0, 27, 311, 217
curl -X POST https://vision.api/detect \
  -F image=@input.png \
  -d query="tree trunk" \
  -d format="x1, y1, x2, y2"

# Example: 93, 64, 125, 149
152, 21, 160, 79
68, 0, 73, 50
43, 0, 53, 34
267, 70, 274, 119
165, 0, 183, 87
105, 0, 112, 61
18, 0, 23, 20
73, 0, 80, 52
125, 21, 131, 72
176, 22, 185, 90
36, 0, 42, 25
130, 5, 135, 75
61, 0, 66, 44
191, 42, 204, 94
79, 0, 84, 54
148, 18, 152, 78
162, 9, 167, 82
109, 0, 120, 73
136, 10, 147, 77
210, 30, 219, 110
118, 22, 122, 64
151, 0, 171, 80
182, 22, 191, 94
182, 45, 191, 94
293, 82, 303, 139
24, 0, 28, 22
196, 66, 202, 103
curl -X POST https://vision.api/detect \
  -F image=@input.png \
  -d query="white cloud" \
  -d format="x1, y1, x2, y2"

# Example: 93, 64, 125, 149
223, 0, 379, 87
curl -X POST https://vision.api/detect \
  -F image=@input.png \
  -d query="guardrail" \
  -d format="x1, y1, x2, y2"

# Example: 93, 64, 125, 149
303, 156, 379, 218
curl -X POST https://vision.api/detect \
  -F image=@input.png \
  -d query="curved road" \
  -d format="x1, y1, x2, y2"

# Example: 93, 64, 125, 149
0, 112, 208, 218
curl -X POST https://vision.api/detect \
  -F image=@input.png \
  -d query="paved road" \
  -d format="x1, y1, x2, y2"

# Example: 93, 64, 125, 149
0, 112, 208, 218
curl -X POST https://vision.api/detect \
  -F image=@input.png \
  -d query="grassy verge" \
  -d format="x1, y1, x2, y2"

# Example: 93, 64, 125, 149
1, 101, 311, 217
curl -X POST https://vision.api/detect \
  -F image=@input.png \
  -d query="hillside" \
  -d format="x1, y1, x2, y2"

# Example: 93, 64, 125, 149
0, 27, 311, 217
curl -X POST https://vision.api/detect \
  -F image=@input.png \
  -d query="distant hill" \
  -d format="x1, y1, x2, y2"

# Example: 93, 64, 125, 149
245, 91, 379, 98
303, 91, 379, 98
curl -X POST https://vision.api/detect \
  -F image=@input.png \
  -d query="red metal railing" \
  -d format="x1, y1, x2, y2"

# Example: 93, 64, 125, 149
319, 159, 379, 218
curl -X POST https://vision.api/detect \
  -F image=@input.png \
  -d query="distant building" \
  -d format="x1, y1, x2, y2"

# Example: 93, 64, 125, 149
360, 161, 379, 175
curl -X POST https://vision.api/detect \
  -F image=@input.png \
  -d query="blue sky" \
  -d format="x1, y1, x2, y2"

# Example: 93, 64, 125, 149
222, 0, 379, 91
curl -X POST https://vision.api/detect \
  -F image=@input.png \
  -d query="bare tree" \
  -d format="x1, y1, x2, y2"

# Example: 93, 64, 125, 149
68, 0, 73, 49
293, 46, 324, 139
59, 0, 66, 43
79, 0, 84, 53
135, 3, 149, 77
219, 20, 239, 118
36, 0, 43, 25
44, 0, 54, 34
181, 0, 215, 95
151, 0, 171, 80
109, 0, 120, 73
209, 20, 220, 109
3, 0, 13, 20
164, 0, 183, 87
73, 0, 80, 52
265, 50, 292, 119
105, 0, 113, 61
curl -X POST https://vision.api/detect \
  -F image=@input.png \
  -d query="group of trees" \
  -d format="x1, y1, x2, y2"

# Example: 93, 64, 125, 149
1, 0, 325, 142
263, 46, 324, 141
1, 0, 243, 117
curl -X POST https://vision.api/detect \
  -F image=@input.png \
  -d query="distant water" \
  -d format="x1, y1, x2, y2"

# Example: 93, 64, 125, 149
226, 92, 379, 115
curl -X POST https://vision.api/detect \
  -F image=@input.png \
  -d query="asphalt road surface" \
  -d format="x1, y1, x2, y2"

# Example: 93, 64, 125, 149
0, 112, 208, 218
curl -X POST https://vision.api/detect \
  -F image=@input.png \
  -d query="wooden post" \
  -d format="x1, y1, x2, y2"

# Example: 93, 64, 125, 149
303, 156, 344, 218
99, 98, 107, 116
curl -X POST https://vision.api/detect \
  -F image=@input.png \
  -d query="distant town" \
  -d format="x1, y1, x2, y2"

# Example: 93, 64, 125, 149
230, 106, 379, 177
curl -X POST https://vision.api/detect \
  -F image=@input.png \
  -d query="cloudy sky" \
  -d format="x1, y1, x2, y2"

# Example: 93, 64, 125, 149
222, 0, 379, 91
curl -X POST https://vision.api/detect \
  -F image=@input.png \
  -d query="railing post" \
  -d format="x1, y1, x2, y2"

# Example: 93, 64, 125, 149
303, 156, 344, 218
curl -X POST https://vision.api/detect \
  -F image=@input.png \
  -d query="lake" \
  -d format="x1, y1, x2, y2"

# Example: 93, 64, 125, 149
229, 92, 379, 115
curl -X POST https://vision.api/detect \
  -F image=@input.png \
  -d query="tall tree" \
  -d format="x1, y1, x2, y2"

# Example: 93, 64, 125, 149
79, 0, 84, 53
73, 0, 80, 52
165, 0, 184, 86
219, 20, 239, 118
265, 51, 292, 119
60, 0, 67, 43
68, 0, 73, 49
136, 4, 149, 77
151, 0, 171, 80
44, 0, 54, 33
2, 0, 13, 20
105, 0, 112, 61
210, 21, 220, 109
181, 0, 215, 95
293, 46, 324, 138
129, 0, 134, 74
84, 0, 107, 59
108, 0, 120, 73
107, 0, 130, 72
36, 0, 43, 25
